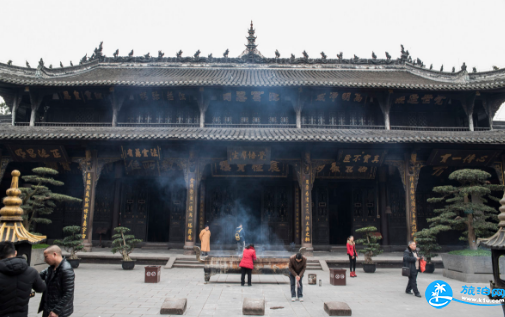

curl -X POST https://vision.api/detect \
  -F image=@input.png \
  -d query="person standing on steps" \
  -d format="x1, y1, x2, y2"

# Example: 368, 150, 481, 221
288, 252, 307, 302
239, 244, 256, 286
235, 223, 245, 255
346, 235, 358, 278
199, 225, 211, 256
403, 241, 422, 298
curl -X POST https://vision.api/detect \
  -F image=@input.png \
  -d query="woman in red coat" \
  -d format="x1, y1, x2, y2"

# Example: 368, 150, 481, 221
347, 236, 358, 277
239, 244, 256, 286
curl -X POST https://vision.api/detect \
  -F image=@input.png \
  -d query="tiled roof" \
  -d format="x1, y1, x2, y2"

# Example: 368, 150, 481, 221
1, 61, 505, 91
1, 126, 504, 144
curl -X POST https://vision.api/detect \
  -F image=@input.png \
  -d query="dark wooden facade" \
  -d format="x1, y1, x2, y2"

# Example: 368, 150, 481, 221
1, 24, 505, 251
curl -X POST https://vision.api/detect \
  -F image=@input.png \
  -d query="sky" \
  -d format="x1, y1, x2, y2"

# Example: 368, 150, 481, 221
1, 0, 505, 118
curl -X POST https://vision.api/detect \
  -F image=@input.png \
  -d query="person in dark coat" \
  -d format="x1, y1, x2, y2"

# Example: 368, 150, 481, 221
0, 241, 46, 317
289, 252, 307, 302
38, 245, 75, 317
239, 244, 256, 286
403, 241, 422, 298
235, 224, 245, 255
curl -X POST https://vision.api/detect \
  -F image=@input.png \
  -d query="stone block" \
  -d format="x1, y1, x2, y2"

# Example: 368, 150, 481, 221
324, 302, 352, 316
160, 298, 187, 315
242, 298, 265, 316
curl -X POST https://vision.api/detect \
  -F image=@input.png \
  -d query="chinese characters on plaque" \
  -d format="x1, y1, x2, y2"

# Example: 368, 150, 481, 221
315, 150, 386, 179
427, 150, 498, 166
211, 160, 287, 177
9, 145, 69, 162
186, 177, 196, 242
227, 147, 271, 165
121, 145, 162, 175
81, 172, 94, 239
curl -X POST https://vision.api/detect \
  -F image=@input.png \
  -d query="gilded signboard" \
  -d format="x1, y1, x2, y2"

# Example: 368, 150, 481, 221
9, 145, 69, 162
227, 147, 271, 165
427, 150, 499, 166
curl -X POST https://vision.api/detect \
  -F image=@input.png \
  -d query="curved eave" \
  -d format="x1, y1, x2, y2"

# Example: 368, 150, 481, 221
0, 62, 505, 91
1, 126, 505, 144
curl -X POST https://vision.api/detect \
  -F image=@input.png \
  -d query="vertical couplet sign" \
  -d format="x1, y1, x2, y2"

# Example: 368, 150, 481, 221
409, 175, 417, 238
186, 177, 196, 242
294, 186, 300, 242
199, 182, 205, 232
82, 171, 94, 239
303, 175, 312, 244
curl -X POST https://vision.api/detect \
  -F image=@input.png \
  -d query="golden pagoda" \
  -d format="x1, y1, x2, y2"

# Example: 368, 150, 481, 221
0, 170, 46, 244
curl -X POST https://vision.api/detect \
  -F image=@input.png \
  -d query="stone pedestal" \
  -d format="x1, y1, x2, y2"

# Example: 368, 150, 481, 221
243, 298, 265, 316
160, 298, 187, 315
324, 302, 352, 316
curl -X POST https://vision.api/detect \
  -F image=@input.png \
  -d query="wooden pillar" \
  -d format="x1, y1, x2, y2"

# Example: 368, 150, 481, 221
77, 150, 98, 251
0, 157, 12, 181
378, 167, 389, 245
385, 154, 424, 243
76, 152, 119, 251
29, 91, 43, 127
294, 184, 301, 245
111, 162, 123, 229
198, 181, 206, 233
197, 88, 209, 128
461, 95, 476, 132
292, 150, 314, 253
378, 90, 392, 130
404, 153, 424, 241
183, 151, 202, 254
483, 97, 505, 131
290, 88, 304, 129
10, 91, 22, 126
109, 88, 125, 127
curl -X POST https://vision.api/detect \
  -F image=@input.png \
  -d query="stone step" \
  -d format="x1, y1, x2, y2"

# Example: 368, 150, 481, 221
172, 263, 204, 268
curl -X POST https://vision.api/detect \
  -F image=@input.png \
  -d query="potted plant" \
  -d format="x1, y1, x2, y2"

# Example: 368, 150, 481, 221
427, 169, 504, 282
111, 226, 142, 270
355, 226, 383, 273
54, 225, 84, 268
413, 228, 441, 273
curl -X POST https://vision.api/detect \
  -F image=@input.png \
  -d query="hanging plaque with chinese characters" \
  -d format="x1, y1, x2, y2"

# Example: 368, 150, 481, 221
337, 150, 386, 166
427, 149, 499, 166
8, 145, 69, 162
227, 146, 271, 165
121, 145, 161, 175
211, 160, 288, 177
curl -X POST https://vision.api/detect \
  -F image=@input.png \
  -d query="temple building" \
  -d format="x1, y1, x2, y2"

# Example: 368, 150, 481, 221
0, 23, 505, 252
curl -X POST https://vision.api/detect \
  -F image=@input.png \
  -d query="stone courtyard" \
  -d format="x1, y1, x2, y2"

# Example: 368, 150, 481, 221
27, 264, 501, 317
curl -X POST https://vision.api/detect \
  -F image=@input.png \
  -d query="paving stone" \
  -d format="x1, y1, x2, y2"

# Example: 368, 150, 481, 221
243, 298, 265, 316
160, 298, 187, 315
324, 302, 352, 316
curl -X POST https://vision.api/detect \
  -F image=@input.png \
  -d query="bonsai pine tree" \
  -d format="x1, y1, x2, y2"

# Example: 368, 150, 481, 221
413, 228, 441, 264
20, 167, 82, 232
111, 227, 142, 261
54, 226, 84, 259
427, 169, 504, 250
355, 226, 383, 264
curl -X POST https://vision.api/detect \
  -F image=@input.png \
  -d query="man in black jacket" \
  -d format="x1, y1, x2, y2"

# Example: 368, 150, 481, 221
0, 241, 46, 317
403, 241, 422, 298
38, 245, 75, 317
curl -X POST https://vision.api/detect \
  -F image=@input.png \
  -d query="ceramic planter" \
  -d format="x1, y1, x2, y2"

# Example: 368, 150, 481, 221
362, 263, 376, 273
122, 260, 135, 270
67, 259, 80, 269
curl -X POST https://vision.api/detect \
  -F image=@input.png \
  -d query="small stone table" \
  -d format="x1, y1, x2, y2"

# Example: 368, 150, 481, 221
324, 301, 352, 316
160, 298, 187, 315
243, 298, 265, 316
